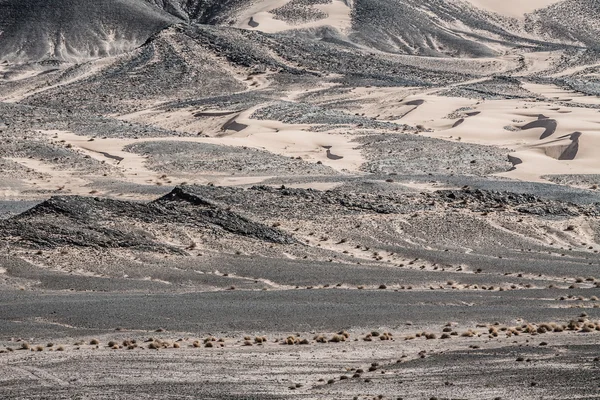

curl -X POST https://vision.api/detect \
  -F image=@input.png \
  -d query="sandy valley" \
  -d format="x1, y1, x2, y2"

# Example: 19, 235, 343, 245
1, 0, 599, 399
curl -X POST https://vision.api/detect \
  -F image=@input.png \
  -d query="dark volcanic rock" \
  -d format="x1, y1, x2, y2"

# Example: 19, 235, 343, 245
436, 189, 600, 217
156, 187, 297, 244
0, 187, 296, 251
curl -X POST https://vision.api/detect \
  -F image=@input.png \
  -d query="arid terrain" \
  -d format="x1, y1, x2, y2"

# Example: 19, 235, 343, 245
0, 0, 599, 399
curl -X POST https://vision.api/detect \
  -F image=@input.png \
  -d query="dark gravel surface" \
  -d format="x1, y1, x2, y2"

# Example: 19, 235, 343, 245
1, 288, 598, 337
125, 140, 339, 176
356, 132, 514, 176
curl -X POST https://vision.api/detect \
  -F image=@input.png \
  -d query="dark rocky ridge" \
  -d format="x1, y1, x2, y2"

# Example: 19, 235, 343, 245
435, 189, 600, 217
2, 185, 597, 254
0, 186, 296, 251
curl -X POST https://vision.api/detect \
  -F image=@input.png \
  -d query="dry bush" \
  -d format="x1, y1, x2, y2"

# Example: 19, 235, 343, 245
329, 334, 345, 343
285, 336, 297, 345
580, 325, 595, 333
314, 335, 327, 343
567, 320, 581, 330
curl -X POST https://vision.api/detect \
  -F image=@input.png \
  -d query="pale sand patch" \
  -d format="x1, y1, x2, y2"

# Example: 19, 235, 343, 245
1, 131, 163, 200
403, 180, 454, 189
0, 188, 23, 199
235, 0, 351, 33
117, 75, 317, 136
46, 130, 153, 181
522, 82, 600, 105
35, 116, 362, 195
218, 107, 364, 172
5, 157, 93, 196
207, 176, 275, 186
325, 81, 599, 184
298, 84, 478, 123
551, 62, 600, 78
393, 95, 476, 126
39, 131, 262, 192
119, 107, 230, 137
0, 67, 40, 82
401, 92, 600, 182
122, 105, 363, 173
511, 51, 565, 77
464, 0, 562, 18
0, 57, 118, 102
496, 147, 600, 182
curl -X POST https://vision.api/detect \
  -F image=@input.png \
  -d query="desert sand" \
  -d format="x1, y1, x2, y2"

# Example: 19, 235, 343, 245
1, 0, 600, 399
466, 0, 562, 17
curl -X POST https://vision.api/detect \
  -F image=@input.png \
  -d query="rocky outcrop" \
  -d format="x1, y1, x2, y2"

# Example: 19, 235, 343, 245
0, 187, 296, 251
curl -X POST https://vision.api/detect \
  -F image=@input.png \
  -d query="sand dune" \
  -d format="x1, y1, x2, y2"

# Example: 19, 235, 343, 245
465, 0, 562, 18
234, 0, 352, 33
294, 78, 600, 184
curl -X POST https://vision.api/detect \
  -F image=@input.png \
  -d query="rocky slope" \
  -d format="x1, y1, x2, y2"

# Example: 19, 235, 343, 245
0, 0, 180, 62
